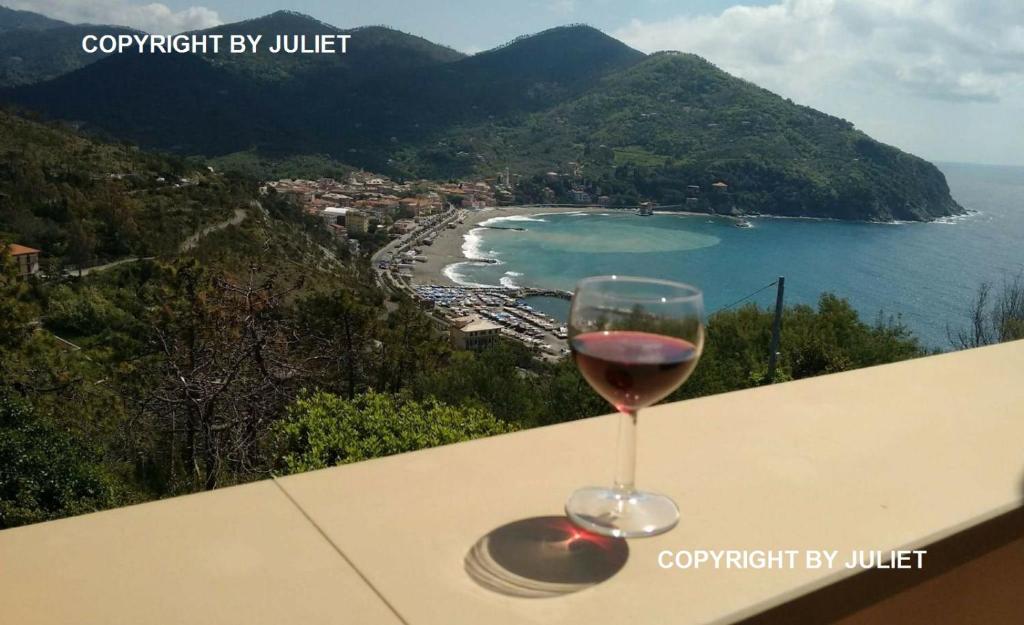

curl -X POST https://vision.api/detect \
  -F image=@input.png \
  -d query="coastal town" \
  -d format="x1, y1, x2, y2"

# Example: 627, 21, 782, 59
262, 169, 748, 358
264, 170, 511, 248
265, 170, 573, 358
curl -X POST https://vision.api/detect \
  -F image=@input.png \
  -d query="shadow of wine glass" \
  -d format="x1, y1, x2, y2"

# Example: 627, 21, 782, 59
464, 515, 629, 598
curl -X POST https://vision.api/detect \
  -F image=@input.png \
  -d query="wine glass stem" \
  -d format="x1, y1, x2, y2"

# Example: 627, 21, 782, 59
613, 410, 638, 494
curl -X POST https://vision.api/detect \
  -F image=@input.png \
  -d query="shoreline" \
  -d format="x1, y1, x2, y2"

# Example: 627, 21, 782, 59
410, 206, 609, 287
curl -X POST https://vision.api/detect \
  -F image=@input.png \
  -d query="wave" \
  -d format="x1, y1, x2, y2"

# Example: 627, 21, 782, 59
533, 210, 591, 218
500, 270, 524, 289
461, 227, 490, 259
479, 214, 548, 227
442, 262, 499, 288
930, 210, 982, 225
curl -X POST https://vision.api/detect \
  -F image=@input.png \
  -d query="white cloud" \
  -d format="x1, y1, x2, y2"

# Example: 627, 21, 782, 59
615, 0, 1024, 103
8, 0, 222, 33
547, 0, 577, 16
613, 0, 1024, 164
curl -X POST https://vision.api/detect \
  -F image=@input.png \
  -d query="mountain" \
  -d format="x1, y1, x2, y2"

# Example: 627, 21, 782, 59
446, 52, 963, 221
3, 12, 473, 157
1, 15, 963, 221
0, 5, 140, 88
0, 5, 67, 31
195, 10, 464, 83
0, 23, 140, 88
3, 22, 645, 167
336, 25, 644, 128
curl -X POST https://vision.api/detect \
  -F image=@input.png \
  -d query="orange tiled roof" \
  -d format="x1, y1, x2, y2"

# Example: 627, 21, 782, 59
7, 244, 41, 256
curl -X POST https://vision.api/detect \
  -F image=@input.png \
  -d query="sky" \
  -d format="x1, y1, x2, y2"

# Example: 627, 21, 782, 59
7, 0, 1024, 166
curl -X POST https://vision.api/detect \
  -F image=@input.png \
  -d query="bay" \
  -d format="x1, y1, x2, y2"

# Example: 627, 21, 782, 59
446, 163, 1024, 349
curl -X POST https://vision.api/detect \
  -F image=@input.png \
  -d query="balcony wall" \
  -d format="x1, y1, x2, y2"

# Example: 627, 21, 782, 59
1, 340, 1022, 625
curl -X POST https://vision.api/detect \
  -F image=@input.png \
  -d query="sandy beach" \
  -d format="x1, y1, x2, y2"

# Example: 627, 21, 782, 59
411, 206, 612, 286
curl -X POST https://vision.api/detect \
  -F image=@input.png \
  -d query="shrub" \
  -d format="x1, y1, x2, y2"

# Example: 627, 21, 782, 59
273, 391, 516, 473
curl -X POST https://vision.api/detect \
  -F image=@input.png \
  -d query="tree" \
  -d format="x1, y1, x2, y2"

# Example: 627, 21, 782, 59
130, 262, 304, 492
414, 340, 550, 425
675, 294, 924, 400
0, 245, 31, 353
66, 220, 96, 274
950, 274, 1024, 349
272, 390, 516, 474
0, 394, 125, 529
296, 290, 378, 400
375, 299, 449, 393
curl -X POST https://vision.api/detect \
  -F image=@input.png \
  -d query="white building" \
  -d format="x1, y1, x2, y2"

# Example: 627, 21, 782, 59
449, 315, 501, 351
321, 207, 350, 227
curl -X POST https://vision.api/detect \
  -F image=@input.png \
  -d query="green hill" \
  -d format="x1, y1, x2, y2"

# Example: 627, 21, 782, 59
195, 10, 465, 83
440, 52, 962, 221
0, 5, 142, 88
0, 109, 243, 268
0, 4, 67, 31
0, 24, 140, 88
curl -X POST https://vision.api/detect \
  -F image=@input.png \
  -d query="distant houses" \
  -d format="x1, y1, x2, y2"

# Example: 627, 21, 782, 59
7, 244, 41, 277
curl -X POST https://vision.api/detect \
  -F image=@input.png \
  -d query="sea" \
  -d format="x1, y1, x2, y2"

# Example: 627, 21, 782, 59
442, 163, 1024, 350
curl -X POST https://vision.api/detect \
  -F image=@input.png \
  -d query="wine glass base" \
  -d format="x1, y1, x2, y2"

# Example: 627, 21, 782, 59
565, 486, 679, 538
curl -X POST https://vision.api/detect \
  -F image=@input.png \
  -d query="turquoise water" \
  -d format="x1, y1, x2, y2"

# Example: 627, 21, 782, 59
446, 163, 1024, 349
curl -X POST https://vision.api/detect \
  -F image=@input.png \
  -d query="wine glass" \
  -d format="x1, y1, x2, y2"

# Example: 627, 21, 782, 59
566, 275, 704, 538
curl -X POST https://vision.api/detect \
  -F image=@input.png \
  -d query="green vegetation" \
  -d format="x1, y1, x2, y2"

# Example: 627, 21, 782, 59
0, 394, 127, 529
492, 53, 962, 220
198, 12, 464, 83
0, 25, 138, 88
677, 295, 924, 397
274, 391, 515, 473
0, 109, 242, 269
0, 5, 68, 32
209, 151, 356, 181
0, 6, 139, 88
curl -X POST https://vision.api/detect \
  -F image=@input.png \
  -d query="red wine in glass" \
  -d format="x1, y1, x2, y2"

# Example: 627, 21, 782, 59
571, 331, 699, 414
565, 275, 704, 538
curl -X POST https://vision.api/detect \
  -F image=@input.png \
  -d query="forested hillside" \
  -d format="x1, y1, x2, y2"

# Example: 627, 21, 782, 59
0, 110, 239, 270
487, 53, 963, 221
0, 5, 139, 88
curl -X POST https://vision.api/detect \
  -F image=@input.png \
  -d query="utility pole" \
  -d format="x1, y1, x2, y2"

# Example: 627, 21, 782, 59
767, 276, 785, 384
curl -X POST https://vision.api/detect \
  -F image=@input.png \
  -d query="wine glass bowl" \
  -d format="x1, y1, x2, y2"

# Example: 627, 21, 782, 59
566, 276, 704, 538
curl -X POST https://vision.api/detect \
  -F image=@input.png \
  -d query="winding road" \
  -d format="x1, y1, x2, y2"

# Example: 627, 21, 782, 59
179, 207, 248, 253
75, 207, 249, 276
